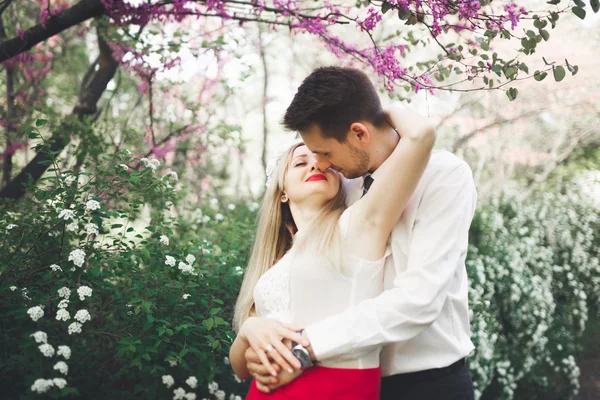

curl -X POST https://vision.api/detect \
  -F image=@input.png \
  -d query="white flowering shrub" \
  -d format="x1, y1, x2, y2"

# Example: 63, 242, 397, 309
467, 184, 599, 400
0, 133, 254, 399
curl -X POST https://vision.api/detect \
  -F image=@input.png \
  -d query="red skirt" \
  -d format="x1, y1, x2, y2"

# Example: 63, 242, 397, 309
246, 366, 381, 400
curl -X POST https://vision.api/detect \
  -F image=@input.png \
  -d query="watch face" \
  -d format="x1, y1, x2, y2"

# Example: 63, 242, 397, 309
292, 348, 311, 368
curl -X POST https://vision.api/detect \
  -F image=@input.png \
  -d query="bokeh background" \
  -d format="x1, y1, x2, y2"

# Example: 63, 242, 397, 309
0, 0, 599, 399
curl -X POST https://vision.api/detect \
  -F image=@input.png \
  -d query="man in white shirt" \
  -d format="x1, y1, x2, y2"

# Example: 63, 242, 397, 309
245, 66, 477, 399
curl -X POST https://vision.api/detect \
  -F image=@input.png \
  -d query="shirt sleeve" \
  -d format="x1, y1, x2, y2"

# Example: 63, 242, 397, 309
304, 161, 477, 361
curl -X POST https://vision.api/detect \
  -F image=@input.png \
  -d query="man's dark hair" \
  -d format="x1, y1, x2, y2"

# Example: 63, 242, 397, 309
283, 66, 387, 142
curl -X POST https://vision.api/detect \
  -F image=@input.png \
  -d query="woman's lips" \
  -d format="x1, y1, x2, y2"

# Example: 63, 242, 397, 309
305, 174, 327, 182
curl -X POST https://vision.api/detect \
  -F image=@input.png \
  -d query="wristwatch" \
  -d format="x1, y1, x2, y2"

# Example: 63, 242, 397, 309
291, 331, 314, 369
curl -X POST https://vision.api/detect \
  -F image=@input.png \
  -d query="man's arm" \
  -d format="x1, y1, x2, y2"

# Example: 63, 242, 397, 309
304, 160, 477, 361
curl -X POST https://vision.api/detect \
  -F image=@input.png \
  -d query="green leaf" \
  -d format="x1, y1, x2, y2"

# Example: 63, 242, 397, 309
203, 318, 214, 331
35, 119, 47, 126
546, 0, 560, 4
553, 66, 566, 82
534, 71, 547, 81
592, 0, 599, 13
397, 6, 411, 20
381, 2, 392, 14
504, 67, 518, 79
540, 30, 550, 41
573, 0, 585, 7
506, 87, 518, 101
572, 7, 586, 19
481, 42, 490, 51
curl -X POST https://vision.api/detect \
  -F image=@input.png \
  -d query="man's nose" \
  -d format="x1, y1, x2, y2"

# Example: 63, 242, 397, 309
315, 155, 332, 171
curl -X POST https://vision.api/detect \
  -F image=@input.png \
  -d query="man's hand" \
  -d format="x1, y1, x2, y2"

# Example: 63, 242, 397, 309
246, 342, 304, 393
239, 317, 308, 376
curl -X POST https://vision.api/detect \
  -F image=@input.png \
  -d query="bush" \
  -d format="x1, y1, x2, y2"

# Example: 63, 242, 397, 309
0, 129, 254, 399
467, 185, 599, 400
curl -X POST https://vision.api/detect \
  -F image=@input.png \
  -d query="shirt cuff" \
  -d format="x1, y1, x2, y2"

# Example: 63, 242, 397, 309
305, 318, 349, 361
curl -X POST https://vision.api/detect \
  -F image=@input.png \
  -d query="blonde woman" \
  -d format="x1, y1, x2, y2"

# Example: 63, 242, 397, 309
229, 107, 435, 399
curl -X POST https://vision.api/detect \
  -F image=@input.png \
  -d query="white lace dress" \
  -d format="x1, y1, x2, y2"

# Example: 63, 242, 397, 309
252, 206, 389, 368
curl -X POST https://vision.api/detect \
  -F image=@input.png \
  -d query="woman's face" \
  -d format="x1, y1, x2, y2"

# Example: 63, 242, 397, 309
284, 145, 340, 206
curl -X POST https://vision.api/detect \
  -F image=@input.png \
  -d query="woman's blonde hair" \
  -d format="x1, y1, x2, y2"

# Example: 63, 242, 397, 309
233, 142, 347, 332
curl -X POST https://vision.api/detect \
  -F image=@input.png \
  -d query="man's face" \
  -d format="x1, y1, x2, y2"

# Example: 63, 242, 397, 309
299, 124, 370, 179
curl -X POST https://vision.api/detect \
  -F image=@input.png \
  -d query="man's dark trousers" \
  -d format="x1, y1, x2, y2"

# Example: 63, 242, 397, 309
380, 358, 475, 400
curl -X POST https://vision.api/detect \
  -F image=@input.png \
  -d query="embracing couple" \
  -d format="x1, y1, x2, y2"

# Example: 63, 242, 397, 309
229, 66, 477, 400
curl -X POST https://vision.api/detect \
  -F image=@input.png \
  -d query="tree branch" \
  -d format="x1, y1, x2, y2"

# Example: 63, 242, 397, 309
0, 26, 118, 200
0, 0, 105, 63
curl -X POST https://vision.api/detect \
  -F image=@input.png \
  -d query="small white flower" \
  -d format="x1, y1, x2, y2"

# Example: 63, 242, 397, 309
208, 381, 219, 394
186, 376, 197, 389
165, 255, 176, 267
168, 359, 178, 367
165, 201, 174, 208
184, 394, 197, 400
227, 204, 236, 211
141, 158, 160, 172
182, 293, 191, 300
67, 322, 82, 335
52, 378, 67, 389
58, 287, 71, 299
209, 198, 219, 209
10, 285, 17, 291
57, 345, 71, 359
58, 299, 69, 309
166, 171, 178, 181
85, 200, 101, 211
50, 264, 62, 272
68, 249, 86, 267
223, 356, 230, 365
178, 262, 193, 274
63, 175, 76, 185
85, 223, 99, 235
201, 215, 211, 223
53, 361, 68, 375
119, 164, 129, 171
162, 375, 175, 388
185, 254, 196, 265
248, 202, 259, 212
160, 235, 169, 245
215, 213, 224, 222
56, 309, 70, 322
173, 387, 186, 400
66, 222, 78, 232
31, 378, 54, 393
58, 209, 75, 220
77, 286, 92, 301
39, 343, 55, 357
27, 306, 44, 322
74, 309, 91, 323
6, 224, 18, 230
215, 390, 225, 400
30, 331, 48, 344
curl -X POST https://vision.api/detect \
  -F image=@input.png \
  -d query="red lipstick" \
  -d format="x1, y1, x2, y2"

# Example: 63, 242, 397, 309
306, 174, 327, 182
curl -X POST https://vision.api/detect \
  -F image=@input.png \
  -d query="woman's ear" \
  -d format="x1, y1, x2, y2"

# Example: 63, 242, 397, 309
281, 193, 289, 203
348, 122, 371, 147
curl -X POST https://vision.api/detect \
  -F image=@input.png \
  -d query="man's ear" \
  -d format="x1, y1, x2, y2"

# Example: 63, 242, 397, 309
347, 122, 371, 147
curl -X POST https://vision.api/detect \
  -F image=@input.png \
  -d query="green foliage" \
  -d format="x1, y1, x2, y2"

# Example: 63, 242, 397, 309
0, 126, 255, 398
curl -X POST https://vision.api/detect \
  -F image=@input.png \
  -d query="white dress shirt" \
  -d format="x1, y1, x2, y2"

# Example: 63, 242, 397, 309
305, 150, 478, 376
253, 207, 389, 369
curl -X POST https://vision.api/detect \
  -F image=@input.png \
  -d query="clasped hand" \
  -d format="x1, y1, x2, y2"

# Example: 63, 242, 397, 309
239, 317, 309, 392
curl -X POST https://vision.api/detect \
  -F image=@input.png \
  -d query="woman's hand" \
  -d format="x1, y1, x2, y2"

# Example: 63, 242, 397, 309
239, 317, 308, 376
247, 339, 305, 394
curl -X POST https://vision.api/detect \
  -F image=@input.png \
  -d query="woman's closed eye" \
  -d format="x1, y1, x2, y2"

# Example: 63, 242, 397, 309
294, 162, 306, 167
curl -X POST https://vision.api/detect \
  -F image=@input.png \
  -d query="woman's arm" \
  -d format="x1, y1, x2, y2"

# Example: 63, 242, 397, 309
346, 108, 435, 260
230, 333, 252, 380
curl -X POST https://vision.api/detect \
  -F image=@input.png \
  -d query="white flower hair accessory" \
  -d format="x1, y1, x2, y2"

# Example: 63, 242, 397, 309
265, 140, 298, 188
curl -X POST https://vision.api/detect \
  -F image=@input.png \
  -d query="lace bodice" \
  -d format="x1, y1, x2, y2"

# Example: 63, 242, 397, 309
253, 251, 293, 323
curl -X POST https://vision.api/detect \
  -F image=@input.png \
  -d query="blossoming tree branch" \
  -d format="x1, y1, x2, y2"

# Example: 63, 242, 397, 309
0, 0, 598, 200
